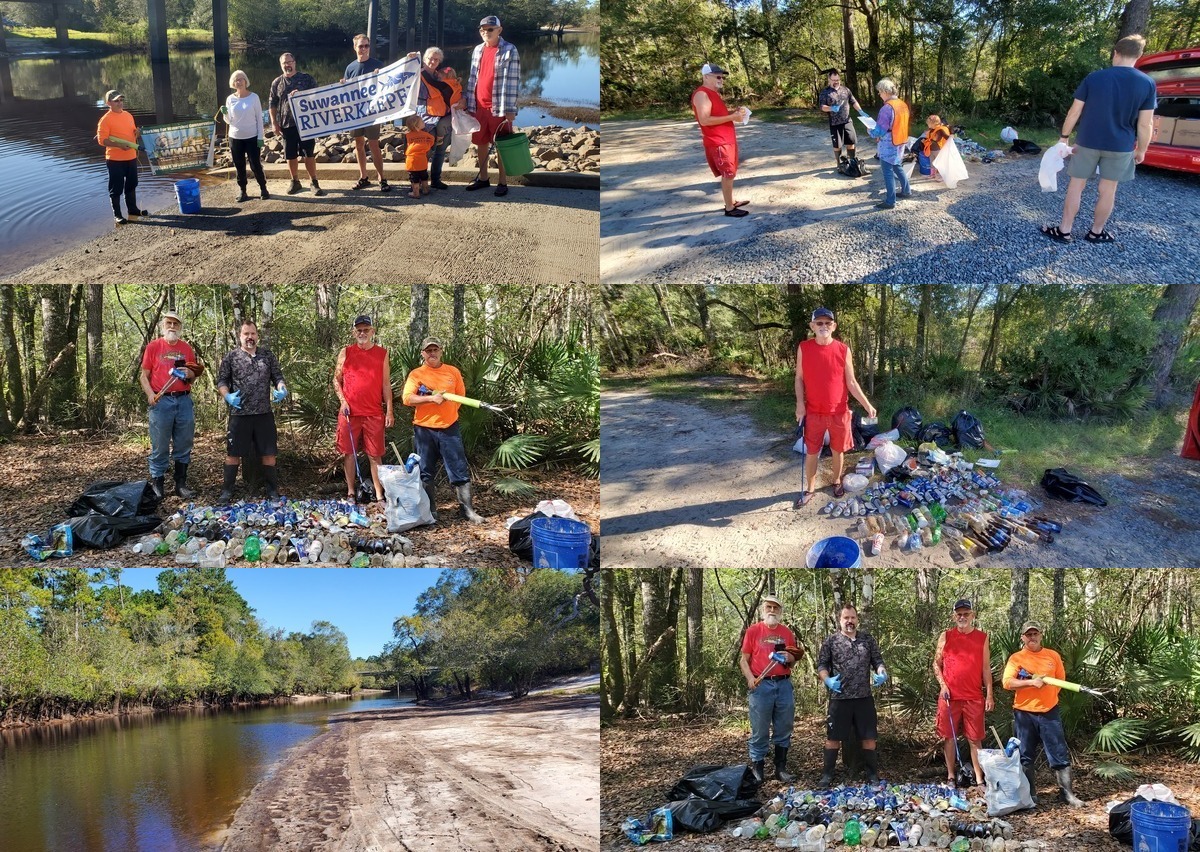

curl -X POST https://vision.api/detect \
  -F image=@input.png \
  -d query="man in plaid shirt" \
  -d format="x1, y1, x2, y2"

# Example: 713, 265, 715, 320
464, 14, 521, 197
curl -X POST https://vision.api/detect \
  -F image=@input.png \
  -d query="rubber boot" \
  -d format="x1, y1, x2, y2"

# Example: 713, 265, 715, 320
1023, 764, 1039, 806
263, 464, 280, 500
150, 476, 165, 500
218, 463, 238, 503
750, 759, 765, 784
174, 461, 196, 500
773, 745, 795, 783
423, 480, 439, 521
1055, 767, 1083, 808
455, 482, 484, 524
818, 748, 838, 788
863, 747, 880, 784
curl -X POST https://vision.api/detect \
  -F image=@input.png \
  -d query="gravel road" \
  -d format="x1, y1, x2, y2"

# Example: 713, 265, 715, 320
601, 118, 1200, 285
599, 378, 1200, 569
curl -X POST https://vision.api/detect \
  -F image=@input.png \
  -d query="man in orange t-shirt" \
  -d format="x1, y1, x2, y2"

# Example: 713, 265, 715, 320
401, 337, 484, 523
96, 90, 148, 226
1002, 622, 1084, 808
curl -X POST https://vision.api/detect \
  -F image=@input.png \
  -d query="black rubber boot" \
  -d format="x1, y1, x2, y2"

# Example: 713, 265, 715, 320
1023, 764, 1039, 806
263, 464, 280, 500
818, 748, 838, 787
423, 480, 439, 521
773, 745, 795, 783
455, 482, 484, 524
218, 463, 238, 503
863, 748, 880, 784
1055, 767, 1083, 807
750, 759, 765, 784
150, 476, 165, 500
174, 461, 196, 500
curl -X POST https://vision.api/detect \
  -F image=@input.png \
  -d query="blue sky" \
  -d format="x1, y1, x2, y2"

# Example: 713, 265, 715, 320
116, 569, 445, 658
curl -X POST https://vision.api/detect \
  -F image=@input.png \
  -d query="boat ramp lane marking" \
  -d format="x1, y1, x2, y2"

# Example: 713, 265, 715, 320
291, 57, 421, 140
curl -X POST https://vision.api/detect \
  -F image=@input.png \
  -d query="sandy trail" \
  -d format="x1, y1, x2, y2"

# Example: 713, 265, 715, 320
222, 693, 599, 852
599, 379, 1200, 569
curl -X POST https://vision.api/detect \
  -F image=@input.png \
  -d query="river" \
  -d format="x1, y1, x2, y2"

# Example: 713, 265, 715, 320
0, 31, 598, 276
0, 693, 413, 852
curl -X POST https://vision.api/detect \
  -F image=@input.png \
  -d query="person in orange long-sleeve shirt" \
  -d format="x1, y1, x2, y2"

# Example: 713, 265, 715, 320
401, 337, 484, 523
1002, 622, 1084, 808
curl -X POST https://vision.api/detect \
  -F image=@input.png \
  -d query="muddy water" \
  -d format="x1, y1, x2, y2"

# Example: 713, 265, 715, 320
0, 694, 412, 852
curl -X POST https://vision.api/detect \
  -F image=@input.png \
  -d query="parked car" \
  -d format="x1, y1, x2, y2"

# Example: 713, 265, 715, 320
1136, 48, 1200, 174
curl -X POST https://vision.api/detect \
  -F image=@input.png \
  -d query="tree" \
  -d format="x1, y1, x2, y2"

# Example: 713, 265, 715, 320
1149, 284, 1200, 408
1118, 0, 1151, 40
85, 284, 105, 428
409, 284, 430, 350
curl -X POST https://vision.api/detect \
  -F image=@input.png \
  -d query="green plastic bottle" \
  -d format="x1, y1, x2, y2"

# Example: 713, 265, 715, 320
844, 818, 861, 847
244, 535, 261, 562
351, 551, 370, 568
950, 838, 969, 852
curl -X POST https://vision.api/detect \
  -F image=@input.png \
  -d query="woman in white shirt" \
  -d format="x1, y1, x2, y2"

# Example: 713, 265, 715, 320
224, 70, 268, 202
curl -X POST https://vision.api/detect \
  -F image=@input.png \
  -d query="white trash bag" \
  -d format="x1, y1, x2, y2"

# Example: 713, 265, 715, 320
979, 747, 1035, 817
932, 137, 969, 189
379, 455, 435, 532
1000, 126, 1019, 144
448, 110, 481, 166
867, 428, 901, 449
1038, 142, 1073, 192
874, 440, 907, 474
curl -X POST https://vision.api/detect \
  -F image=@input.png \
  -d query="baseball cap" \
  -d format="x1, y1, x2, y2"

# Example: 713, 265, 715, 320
811, 307, 835, 321
953, 599, 973, 611
105, 90, 125, 103
353, 315, 373, 327
479, 15, 501, 27
1020, 621, 1043, 635
761, 594, 783, 608
162, 310, 182, 324
420, 336, 444, 350
701, 63, 728, 76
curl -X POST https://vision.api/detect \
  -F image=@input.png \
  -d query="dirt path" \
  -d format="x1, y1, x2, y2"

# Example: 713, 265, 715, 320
5, 182, 598, 285
599, 379, 1200, 569
222, 693, 599, 852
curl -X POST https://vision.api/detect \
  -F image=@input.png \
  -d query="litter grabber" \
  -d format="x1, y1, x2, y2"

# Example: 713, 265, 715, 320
151, 360, 204, 405
417, 383, 513, 418
945, 695, 977, 788
344, 411, 377, 504
751, 645, 804, 689
1017, 668, 1105, 697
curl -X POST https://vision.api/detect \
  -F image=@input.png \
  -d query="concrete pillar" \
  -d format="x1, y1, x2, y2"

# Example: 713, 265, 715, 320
0, 58, 13, 105
420, 0, 428, 49
367, 0, 379, 52
53, 4, 68, 48
406, 0, 415, 53
152, 60, 174, 122
436, 0, 443, 47
389, 0, 399, 63
212, 0, 229, 60
146, 0, 169, 63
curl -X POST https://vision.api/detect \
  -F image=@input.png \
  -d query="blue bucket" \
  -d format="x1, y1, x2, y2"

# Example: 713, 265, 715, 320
805, 535, 862, 569
1131, 800, 1191, 852
174, 178, 201, 214
530, 516, 591, 569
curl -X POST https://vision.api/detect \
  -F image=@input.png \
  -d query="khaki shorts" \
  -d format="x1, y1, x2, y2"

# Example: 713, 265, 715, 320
352, 123, 382, 140
1066, 144, 1135, 182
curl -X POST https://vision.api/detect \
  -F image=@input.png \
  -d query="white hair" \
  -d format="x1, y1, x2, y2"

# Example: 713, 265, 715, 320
423, 47, 444, 63
876, 78, 898, 96
229, 69, 249, 88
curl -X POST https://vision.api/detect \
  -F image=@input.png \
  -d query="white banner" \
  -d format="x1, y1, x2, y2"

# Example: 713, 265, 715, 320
291, 56, 422, 140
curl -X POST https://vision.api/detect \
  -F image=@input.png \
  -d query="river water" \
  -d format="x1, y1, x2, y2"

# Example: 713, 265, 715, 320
0, 693, 412, 852
0, 31, 598, 276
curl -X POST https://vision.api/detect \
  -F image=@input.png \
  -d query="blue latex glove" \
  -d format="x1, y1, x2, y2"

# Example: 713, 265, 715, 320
869, 125, 885, 139
169, 367, 188, 381
271, 386, 288, 403
769, 651, 789, 666
824, 674, 843, 693
828, 102, 841, 114
872, 670, 888, 687
224, 390, 242, 409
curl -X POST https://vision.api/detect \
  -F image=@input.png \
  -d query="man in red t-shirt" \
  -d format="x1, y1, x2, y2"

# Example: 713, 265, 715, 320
138, 311, 203, 499
933, 599, 993, 787
691, 63, 749, 217
738, 594, 803, 784
334, 315, 394, 503
793, 307, 876, 508
465, 15, 521, 197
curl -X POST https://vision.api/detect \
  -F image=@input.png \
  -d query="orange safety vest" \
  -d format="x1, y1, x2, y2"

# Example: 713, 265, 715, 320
923, 124, 951, 157
424, 75, 462, 117
887, 98, 910, 145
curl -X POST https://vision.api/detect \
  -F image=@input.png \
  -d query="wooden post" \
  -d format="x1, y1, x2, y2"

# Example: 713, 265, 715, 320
388, 0, 399, 63
420, 0, 429, 49
406, 0, 416, 53
367, 0, 379, 52
436, 0, 443, 46
146, 0, 169, 63
212, 0, 229, 60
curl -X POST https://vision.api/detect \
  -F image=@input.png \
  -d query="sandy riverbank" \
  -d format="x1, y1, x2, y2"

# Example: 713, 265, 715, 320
221, 692, 599, 852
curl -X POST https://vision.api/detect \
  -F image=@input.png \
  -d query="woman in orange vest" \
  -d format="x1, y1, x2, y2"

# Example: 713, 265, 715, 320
417, 46, 463, 190
867, 78, 910, 209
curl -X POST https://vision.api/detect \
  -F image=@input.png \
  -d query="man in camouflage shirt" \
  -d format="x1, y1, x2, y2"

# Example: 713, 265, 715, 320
816, 602, 888, 786
216, 319, 288, 502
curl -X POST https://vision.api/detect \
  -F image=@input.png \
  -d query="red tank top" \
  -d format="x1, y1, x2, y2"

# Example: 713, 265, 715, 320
692, 85, 737, 148
942, 628, 988, 700
798, 338, 849, 415
342, 344, 388, 416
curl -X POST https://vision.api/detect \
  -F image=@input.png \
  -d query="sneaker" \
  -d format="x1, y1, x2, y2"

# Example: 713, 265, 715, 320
431, 180, 450, 190
494, 184, 508, 197
465, 177, 490, 191
310, 181, 326, 197
259, 186, 270, 200
114, 215, 128, 225
286, 179, 303, 195
127, 208, 148, 217
875, 201, 895, 209
237, 189, 249, 202
379, 179, 391, 193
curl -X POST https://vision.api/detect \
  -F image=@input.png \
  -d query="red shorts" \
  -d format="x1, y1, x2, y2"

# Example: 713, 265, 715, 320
472, 111, 511, 147
336, 414, 385, 458
936, 698, 985, 742
704, 142, 738, 179
803, 410, 852, 453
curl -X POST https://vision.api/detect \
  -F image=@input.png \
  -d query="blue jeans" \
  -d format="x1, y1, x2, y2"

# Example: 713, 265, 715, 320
429, 115, 451, 183
1013, 706, 1070, 769
881, 160, 909, 205
747, 677, 794, 760
413, 422, 471, 485
147, 393, 195, 476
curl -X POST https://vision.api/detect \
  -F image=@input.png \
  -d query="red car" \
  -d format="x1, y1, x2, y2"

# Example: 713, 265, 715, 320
1136, 48, 1200, 173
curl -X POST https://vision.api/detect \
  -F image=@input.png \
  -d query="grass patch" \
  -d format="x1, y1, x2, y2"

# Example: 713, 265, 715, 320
10, 26, 212, 48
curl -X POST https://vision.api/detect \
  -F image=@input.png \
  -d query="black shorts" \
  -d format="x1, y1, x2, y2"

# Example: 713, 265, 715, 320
826, 696, 878, 742
830, 121, 857, 149
409, 169, 429, 182
226, 412, 279, 458
282, 124, 316, 160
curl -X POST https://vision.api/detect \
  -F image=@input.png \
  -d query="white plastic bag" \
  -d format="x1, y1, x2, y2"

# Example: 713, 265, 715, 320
1000, 126, 1018, 144
842, 473, 869, 493
874, 441, 907, 474
448, 110, 481, 166
741, 107, 752, 126
1038, 142, 1072, 192
867, 428, 900, 449
932, 138, 969, 189
979, 748, 1034, 817
379, 458, 435, 532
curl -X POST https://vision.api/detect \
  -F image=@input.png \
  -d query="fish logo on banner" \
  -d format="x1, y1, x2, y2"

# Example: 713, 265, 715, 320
291, 55, 422, 140
141, 121, 217, 175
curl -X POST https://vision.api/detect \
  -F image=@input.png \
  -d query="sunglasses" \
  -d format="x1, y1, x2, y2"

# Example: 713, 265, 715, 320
480, 26, 496, 32
813, 320, 833, 326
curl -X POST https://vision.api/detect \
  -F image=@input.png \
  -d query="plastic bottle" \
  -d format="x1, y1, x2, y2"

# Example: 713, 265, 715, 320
131, 534, 163, 555
870, 533, 884, 556
844, 819, 861, 846
350, 551, 370, 567
950, 838, 969, 852
243, 535, 261, 562
1004, 737, 1020, 758
731, 818, 763, 838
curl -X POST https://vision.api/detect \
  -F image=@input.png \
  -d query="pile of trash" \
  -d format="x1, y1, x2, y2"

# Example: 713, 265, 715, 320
949, 128, 1004, 164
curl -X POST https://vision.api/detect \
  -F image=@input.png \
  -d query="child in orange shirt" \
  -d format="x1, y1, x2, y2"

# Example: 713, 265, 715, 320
403, 113, 435, 198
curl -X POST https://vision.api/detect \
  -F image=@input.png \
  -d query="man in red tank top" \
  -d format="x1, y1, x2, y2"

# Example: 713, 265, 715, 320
334, 315, 395, 503
793, 307, 876, 508
691, 63, 749, 217
933, 599, 993, 786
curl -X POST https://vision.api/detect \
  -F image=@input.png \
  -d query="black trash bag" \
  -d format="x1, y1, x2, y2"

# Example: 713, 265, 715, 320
663, 796, 761, 834
508, 512, 600, 568
952, 410, 986, 449
64, 513, 162, 550
1041, 468, 1108, 507
856, 415, 882, 443
67, 480, 160, 518
917, 422, 955, 449
891, 406, 923, 439
1011, 139, 1042, 154
666, 764, 760, 802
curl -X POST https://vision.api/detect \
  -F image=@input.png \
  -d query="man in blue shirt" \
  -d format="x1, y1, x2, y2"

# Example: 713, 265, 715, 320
344, 34, 391, 193
1042, 34, 1156, 244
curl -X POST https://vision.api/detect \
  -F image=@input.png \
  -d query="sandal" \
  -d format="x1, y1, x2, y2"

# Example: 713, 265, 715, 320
1040, 225, 1073, 243
1085, 229, 1115, 243
353, 177, 372, 190
724, 207, 749, 217
833, 484, 846, 498
793, 491, 815, 509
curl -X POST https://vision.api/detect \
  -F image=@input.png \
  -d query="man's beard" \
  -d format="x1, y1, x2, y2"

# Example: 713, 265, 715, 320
164, 331, 180, 343
764, 614, 780, 627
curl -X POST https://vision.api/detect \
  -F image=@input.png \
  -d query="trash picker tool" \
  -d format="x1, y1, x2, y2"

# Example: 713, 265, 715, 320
151, 375, 179, 405
345, 412, 376, 504
946, 695, 976, 788
1017, 668, 1105, 697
